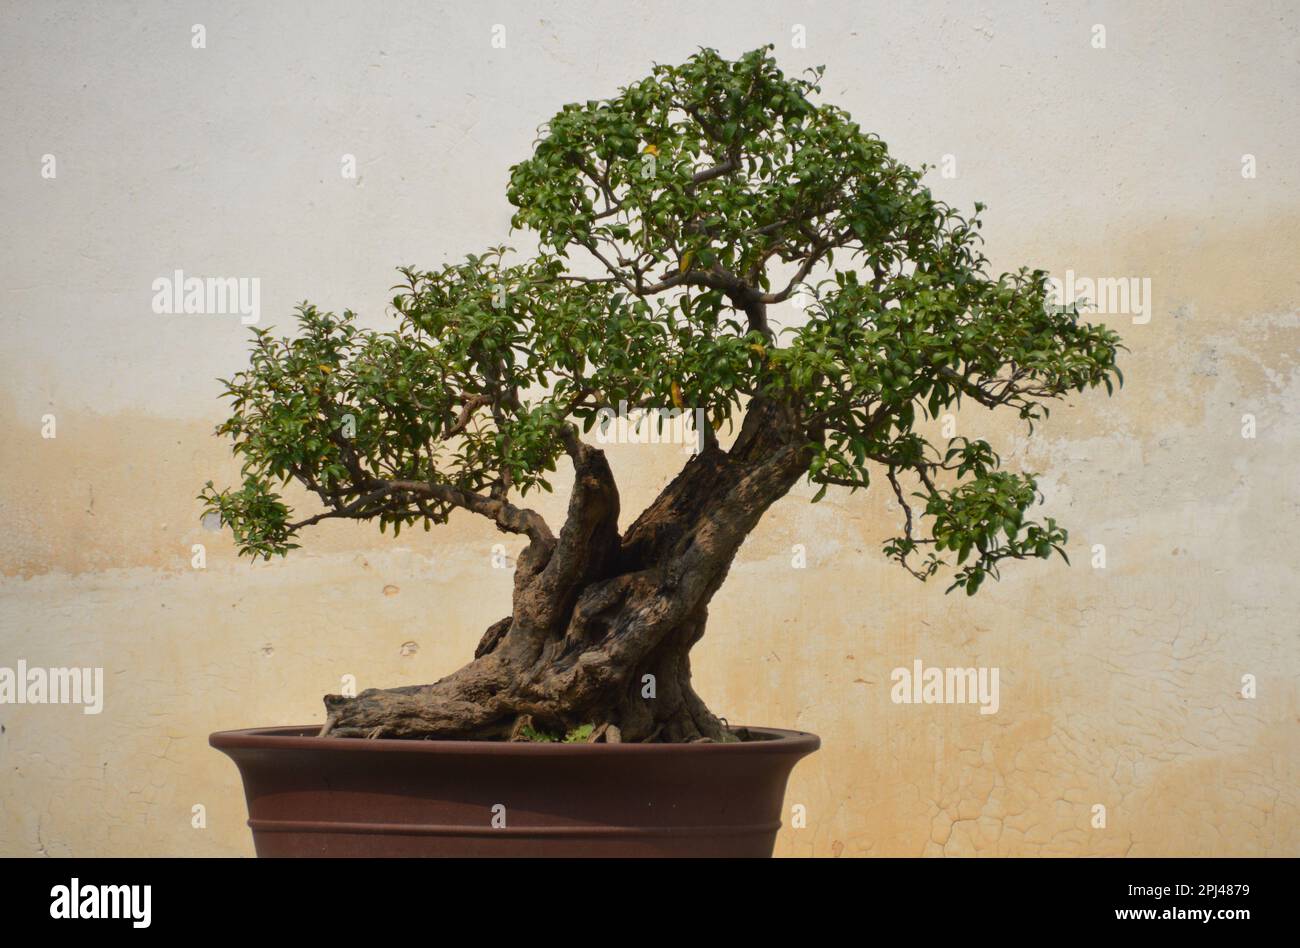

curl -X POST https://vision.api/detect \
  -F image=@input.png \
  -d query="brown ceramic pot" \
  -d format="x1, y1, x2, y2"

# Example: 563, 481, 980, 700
210, 724, 818, 857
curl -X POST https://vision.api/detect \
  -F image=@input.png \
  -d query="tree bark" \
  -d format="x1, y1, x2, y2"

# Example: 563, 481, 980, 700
320, 398, 812, 742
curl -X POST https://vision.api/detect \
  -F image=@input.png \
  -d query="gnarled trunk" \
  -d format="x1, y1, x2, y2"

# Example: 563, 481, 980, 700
321, 397, 812, 743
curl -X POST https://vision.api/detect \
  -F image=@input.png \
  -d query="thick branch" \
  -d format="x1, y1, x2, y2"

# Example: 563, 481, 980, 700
691, 155, 740, 185
524, 431, 622, 631
291, 478, 554, 546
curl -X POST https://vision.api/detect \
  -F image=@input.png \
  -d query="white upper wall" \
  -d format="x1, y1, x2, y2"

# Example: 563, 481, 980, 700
1, 0, 1296, 417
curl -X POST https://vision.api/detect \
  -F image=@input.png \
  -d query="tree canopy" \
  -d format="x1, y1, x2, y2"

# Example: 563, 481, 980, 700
202, 45, 1123, 597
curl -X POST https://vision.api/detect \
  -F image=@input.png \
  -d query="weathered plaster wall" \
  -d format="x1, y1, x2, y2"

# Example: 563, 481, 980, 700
0, 0, 1296, 856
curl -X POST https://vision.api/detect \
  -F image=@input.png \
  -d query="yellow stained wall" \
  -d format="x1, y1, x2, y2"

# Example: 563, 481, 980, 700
0, 1, 1296, 856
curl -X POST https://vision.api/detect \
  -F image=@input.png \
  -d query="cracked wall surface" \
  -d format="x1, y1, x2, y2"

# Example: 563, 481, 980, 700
0, 0, 1296, 856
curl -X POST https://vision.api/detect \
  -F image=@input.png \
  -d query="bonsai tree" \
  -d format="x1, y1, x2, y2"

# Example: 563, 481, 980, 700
201, 47, 1122, 743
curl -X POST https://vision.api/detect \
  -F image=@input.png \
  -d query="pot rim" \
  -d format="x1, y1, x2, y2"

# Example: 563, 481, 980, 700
210, 724, 819, 757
